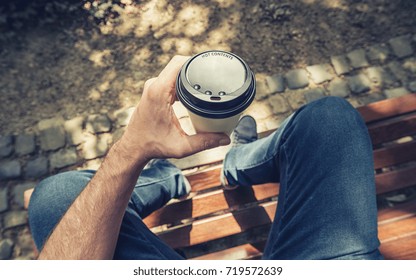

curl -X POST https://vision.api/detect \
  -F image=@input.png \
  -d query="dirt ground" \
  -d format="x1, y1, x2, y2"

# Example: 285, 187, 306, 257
1, 0, 415, 134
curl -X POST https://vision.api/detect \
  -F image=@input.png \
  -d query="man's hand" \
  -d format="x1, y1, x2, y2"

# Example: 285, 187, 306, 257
120, 55, 230, 162
37, 55, 230, 259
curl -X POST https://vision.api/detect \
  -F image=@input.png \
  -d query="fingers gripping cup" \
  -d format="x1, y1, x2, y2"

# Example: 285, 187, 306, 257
176, 50, 256, 135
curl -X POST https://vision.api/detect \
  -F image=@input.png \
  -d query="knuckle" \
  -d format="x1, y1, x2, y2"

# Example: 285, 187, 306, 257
172, 55, 182, 61
171, 145, 184, 158
147, 82, 156, 93
202, 139, 212, 151
171, 55, 188, 64
144, 78, 156, 90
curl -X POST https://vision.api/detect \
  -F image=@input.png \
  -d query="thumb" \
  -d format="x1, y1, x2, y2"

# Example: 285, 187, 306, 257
180, 133, 231, 157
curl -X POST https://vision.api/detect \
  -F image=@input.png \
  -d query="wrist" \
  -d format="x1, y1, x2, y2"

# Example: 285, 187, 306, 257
112, 135, 150, 168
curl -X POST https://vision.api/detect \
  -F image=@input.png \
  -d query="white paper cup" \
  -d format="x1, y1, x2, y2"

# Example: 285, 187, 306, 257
187, 111, 242, 136
176, 50, 256, 135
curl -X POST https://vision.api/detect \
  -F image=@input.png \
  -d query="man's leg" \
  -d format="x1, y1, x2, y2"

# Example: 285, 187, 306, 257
28, 159, 187, 259
223, 96, 383, 259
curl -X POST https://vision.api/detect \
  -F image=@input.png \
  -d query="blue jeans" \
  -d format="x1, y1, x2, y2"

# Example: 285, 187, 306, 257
28, 97, 383, 259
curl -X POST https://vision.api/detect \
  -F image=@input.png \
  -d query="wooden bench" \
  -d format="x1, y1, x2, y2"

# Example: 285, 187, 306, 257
24, 94, 416, 259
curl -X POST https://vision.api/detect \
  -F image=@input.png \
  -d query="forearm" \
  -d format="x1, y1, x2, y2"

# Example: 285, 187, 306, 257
38, 139, 147, 260
37, 55, 229, 259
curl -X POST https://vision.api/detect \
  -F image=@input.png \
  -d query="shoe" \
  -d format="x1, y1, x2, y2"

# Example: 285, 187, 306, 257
231, 115, 258, 146
221, 115, 257, 190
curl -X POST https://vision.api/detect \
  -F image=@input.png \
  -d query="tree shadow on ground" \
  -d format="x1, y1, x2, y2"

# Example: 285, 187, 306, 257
1, 0, 416, 133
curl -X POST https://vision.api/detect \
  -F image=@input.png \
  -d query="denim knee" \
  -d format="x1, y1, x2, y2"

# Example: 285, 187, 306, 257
28, 171, 93, 249
303, 96, 358, 121
292, 96, 367, 139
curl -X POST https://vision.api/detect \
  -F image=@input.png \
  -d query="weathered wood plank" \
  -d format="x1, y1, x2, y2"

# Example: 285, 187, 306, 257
186, 167, 222, 192
158, 201, 277, 249
368, 112, 416, 145
375, 166, 416, 194
378, 216, 416, 243
191, 242, 266, 260
380, 234, 416, 260
144, 183, 279, 228
378, 200, 416, 225
373, 140, 416, 169
358, 94, 416, 123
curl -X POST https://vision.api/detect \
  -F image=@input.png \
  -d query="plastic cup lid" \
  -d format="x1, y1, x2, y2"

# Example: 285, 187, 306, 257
176, 50, 256, 119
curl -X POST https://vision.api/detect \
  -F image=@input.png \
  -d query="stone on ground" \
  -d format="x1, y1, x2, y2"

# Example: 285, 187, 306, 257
82, 134, 111, 160
268, 94, 290, 114
347, 74, 372, 94
15, 133, 35, 156
389, 35, 414, 58
64, 116, 85, 145
25, 156, 48, 178
283, 90, 306, 110
285, 69, 309, 90
327, 78, 350, 98
266, 74, 285, 93
0, 239, 14, 260
4, 210, 28, 229
12, 182, 34, 208
86, 114, 112, 134
37, 117, 66, 151
330, 55, 350, 75
304, 88, 326, 103
407, 81, 416, 92
367, 44, 390, 62
384, 87, 409, 99
0, 187, 8, 212
114, 107, 135, 127
0, 160, 21, 180
347, 49, 369, 69
306, 64, 334, 84
0, 135, 13, 158
49, 148, 78, 169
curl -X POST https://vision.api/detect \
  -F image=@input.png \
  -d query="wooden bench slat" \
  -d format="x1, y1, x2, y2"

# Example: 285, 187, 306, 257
194, 233, 416, 260
181, 223, 272, 259
380, 234, 416, 260
185, 143, 416, 195
159, 201, 277, 249
368, 112, 416, 146
375, 165, 416, 194
373, 140, 416, 169
186, 167, 222, 192
191, 242, 266, 260
378, 216, 416, 243
358, 94, 416, 123
376, 203, 416, 260
183, 162, 414, 203
144, 183, 279, 228
378, 200, 416, 225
